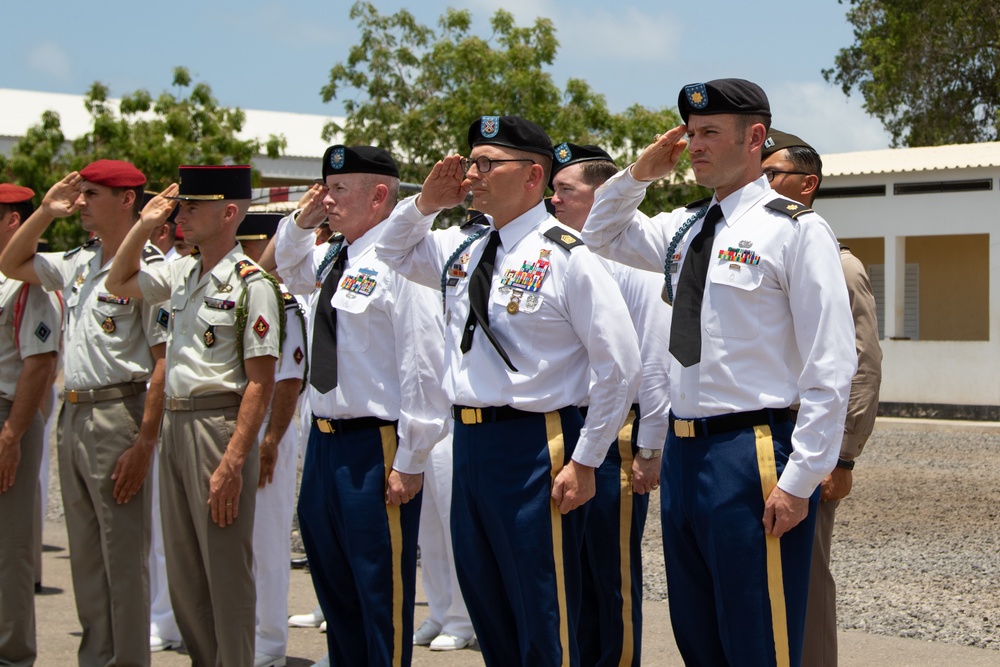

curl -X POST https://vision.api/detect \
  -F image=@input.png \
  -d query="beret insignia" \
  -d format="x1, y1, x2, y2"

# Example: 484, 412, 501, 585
554, 142, 572, 164
329, 147, 345, 170
480, 116, 500, 139
686, 83, 709, 109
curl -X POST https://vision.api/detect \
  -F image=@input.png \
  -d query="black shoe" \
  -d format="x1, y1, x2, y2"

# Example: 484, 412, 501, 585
290, 556, 309, 570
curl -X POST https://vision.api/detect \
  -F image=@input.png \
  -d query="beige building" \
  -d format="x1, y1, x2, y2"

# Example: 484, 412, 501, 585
818, 142, 1000, 419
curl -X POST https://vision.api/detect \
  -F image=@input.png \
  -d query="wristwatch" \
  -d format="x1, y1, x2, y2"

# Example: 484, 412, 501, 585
835, 458, 855, 470
637, 448, 662, 461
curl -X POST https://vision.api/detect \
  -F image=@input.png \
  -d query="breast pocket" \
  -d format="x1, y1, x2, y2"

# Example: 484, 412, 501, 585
92, 301, 137, 340
331, 291, 371, 353
704, 261, 763, 339
489, 286, 541, 356
197, 306, 237, 360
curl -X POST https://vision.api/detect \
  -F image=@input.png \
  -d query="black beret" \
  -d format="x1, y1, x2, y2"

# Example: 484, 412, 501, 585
677, 79, 771, 123
551, 142, 615, 181
762, 129, 815, 160
174, 165, 252, 201
322, 145, 399, 179
236, 211, 283, 241
468, 116, 553, 159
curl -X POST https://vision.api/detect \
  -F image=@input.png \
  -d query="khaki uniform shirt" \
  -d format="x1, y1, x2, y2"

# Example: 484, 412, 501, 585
0, 272, 62, 400
137, 245, 281, 398
34, 241, 166, 391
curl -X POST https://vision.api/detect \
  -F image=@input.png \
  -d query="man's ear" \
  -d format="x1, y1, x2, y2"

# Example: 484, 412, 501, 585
801, 174, 820, 200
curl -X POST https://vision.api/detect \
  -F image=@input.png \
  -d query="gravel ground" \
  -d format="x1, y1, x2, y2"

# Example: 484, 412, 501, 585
42, 419, 1000, 651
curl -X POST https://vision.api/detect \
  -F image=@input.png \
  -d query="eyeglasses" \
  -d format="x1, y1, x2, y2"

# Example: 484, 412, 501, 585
462, 156, 536, 174
764, 168, 812, 182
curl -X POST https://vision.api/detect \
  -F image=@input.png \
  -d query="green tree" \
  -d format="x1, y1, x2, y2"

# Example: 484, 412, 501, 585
824, 0, 1000, 147
0, 67, 287, 249
321, 2, 705, 220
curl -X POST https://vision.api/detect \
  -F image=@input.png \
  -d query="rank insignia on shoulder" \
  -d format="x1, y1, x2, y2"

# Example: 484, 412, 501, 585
64, 246, 83, 259
35, 322, 51, 342
764, 198, 813, 219
101, 316, 116, 333
157, 308, 170, 328
142, 245, 165, 264
64, 238, 99, 258
684, 196, 712, 210
543, 226, 583, 251
282, 292, 297, 307
253, 315, 270, 338
204, 297, 236, 310
235, 260, 262, 280
204, 325, 216, 348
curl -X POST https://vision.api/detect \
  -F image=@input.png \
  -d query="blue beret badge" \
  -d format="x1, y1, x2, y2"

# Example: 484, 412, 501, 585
480, 116, 500, 139
686, 83, 709, 109
554, 143, 572, 164
329, 147, 345, 170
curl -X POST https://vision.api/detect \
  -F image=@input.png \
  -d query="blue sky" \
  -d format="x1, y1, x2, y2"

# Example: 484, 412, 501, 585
1, 0, 891, 154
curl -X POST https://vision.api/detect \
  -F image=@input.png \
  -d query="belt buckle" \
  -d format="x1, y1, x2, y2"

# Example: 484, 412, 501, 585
66, 390, 79, 404
673, 419, 696, 438
165, 397, 180, 411
460, 408, 482, 425
317, 419, 335, 434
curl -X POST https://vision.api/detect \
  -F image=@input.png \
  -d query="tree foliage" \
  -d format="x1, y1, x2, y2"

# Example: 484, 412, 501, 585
824, 0, 1000, 147
0, 67, 286, 249
321, 2, 706, 219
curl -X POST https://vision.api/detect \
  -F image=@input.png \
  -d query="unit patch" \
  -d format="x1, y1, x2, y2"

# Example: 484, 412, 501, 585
294, 347, 304, 365
36, 322, 51, 342
157, 308, 170, 328
253, 315, 270, 338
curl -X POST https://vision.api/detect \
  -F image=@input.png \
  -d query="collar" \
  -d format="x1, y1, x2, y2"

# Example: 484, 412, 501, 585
344, 220, 385, 264
496, 201, 550, 251
713, 176, 771, 227
196, 244, 245, 290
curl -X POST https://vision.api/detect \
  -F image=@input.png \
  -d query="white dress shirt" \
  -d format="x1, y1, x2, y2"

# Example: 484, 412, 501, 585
376, 196, 641, 468
583, 169, 856, 497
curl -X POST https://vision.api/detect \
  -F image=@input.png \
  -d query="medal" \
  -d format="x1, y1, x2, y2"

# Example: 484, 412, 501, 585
204, 325, 216, 347
101, 316, 115, 333
507, 290, 523, 314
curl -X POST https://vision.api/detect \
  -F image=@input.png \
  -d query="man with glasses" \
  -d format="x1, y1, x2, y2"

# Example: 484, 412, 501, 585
583, 80, 856, 667
377, 115, 641, 667
762, 129, 882, 667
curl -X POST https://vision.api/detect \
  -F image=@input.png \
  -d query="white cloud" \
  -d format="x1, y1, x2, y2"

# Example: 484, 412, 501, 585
26, 42, 72, 82
768, 81, 892, 154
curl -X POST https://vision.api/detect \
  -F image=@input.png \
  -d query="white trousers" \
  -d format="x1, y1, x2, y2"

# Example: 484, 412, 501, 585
148, 451, 181, 642
253, 410, 301, 657
418, 432, 473, 639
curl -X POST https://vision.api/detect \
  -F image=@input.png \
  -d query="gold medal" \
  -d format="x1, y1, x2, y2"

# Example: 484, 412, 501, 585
507, 290, 523, 314
507, 300, 519, 314
101, 316, 115, 333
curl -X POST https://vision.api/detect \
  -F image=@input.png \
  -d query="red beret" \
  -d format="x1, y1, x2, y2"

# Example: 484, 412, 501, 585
0, 184, 35, 204
80, 160, 147, 188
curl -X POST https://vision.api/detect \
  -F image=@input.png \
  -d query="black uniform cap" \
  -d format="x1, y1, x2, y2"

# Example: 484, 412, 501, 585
677, 78, 771, 123
550, 142, 615, 186
761, 129, 815, 160
467, 116, 553, 159
173, 165, 252, 201
236, 212, 283, 241
321, 145, 399, 180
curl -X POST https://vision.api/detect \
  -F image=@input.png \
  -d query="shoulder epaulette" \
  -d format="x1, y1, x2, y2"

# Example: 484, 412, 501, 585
685, 196, 712, 209
461, 209, 489, 229
64, 237, 100, 258
142, 245, 165, 265
282, 291, 298, 308
235, 259, 263, 282
764, 198, 813, 219
191, 246, 201, 256
543, 226, 584, 251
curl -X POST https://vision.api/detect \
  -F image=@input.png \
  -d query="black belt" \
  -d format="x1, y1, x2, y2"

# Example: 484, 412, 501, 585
452, 405, 539, 425
670, 408, 792, 438
312, 415, 396, 435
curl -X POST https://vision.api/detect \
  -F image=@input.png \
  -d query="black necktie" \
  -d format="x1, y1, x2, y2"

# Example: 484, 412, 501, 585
460, 231, 518, 372
310, 246, 348, 393
669, 205, 723, 367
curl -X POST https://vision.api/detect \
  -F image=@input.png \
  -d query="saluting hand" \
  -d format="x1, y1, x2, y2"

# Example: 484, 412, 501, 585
40, 172, 84, 218
415, 155, 470, 215
295, 183, 330, 230
631, 125, 689, 183
138, 184, 179, 229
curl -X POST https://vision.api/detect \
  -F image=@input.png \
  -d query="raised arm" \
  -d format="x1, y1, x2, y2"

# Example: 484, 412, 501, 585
105, 184, 177, 298
0, 172, 83, 283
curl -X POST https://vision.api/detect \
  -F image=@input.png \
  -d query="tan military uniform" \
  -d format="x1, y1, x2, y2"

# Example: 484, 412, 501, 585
34, 242, 166, 667
0, 273, 61, 667
137, 245, 281, 667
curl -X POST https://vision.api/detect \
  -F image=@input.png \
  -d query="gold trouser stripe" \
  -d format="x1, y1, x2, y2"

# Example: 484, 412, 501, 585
616, 412, 637, 667
545, 411, 571, 667
380, 425, 404, 667
754, 425, 791, 667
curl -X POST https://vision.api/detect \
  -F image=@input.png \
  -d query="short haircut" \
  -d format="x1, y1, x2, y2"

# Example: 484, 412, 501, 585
0, 200, 35, 222
735, 113, 772, 141
783, 145, 824, 188
111, 185, 145, 219
580, 161, 618, 188
359, 173, 401, 214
